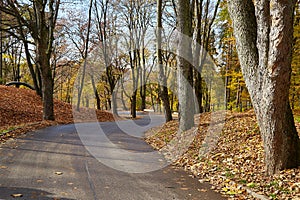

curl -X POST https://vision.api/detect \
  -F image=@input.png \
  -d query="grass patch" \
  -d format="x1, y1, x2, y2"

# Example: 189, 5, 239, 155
266, 181, 279, 188
0, 126, 17, 135
225, 171, 235, 179
246, 182, 257, 188
269, 193, 277, 199
294, 115, 300, 123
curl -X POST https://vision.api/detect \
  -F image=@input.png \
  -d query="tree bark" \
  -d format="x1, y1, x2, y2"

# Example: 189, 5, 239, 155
157, 0, 172, 122
91, 74, 101, 110
120, 89, 128, 110
34, 0, 56, 120
177, 0, 195, 132
228, 0, 300, 175
131, 91, 137, 118
24, 41, 42, 97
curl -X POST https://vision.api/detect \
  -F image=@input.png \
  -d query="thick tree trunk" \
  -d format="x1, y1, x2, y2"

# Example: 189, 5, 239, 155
41, 78, 54, 120
37, 46, 55, 120
228, 0, 300, 175
177, 0, 195, 132
34, 0, 55, 121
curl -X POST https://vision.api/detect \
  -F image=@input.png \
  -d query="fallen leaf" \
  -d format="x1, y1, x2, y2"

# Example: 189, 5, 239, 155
11, 193, 23, 198
180, 187, 189, 191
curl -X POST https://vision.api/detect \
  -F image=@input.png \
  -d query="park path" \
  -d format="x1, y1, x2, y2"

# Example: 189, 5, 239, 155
0, 115, 225, 200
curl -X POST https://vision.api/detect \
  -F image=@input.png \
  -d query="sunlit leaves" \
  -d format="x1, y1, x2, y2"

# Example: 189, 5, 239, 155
146, 110, 300, 199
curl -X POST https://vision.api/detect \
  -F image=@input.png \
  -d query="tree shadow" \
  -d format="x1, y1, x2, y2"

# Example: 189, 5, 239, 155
0, 187, 76, 200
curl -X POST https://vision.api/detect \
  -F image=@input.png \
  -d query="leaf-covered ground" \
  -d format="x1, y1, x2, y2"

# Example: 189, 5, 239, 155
0, 86, 114, 142
145, 110, 300, 200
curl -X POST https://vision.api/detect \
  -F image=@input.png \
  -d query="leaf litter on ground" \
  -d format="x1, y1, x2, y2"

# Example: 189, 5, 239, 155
0, 86, 115, 142
145, 110, 300, 200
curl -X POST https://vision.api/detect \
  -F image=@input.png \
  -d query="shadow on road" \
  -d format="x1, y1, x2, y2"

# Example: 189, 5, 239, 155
0, 187, 76, 200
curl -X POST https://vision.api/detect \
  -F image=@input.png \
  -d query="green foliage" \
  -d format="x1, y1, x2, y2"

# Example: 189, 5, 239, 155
294, 115, 300, 123
290, 4, 300, 109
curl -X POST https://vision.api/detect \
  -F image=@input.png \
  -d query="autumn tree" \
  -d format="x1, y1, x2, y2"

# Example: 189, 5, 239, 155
117, 0, 154, 118
94, 0, 125, 114
0, 0, 61, 120
228, 0, 300, 175
0, 2, 42, 95
35, 0, 60, 120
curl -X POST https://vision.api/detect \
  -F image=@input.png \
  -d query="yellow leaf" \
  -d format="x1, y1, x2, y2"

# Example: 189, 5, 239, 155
226, 190, 237, 195
11, 194, 23, 198
222, 187, 228, 192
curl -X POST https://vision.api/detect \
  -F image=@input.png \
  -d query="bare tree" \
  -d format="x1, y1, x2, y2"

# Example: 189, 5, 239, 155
76, 0, 94, 111
94, 0, 121, 114
118, 0, 142, 118
193, 0, 220, 113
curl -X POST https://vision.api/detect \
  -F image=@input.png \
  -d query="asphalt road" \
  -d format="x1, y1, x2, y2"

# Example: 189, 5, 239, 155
0, 114, 225, 200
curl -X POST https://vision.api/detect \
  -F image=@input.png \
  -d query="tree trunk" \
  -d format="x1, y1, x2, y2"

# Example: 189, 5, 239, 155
37, 46, 54, 120
157, 0, 172, 122
177, 0, 195, 132
91, 74, 101, 110
140, 47, 147, 111
228, 0, 300, 175
131, 91, 137, 118
120, 89, 128, 110
76, 0, 93, 111
194, 73, 203, 113
140, 84, 147, 111
129, 49, 138, 118
111, 91, 118, 116
34, 0, 55, 120
23, 41, 42, 96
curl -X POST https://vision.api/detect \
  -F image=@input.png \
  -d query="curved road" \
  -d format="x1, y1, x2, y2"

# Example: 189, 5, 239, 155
0, 114, 225, 200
